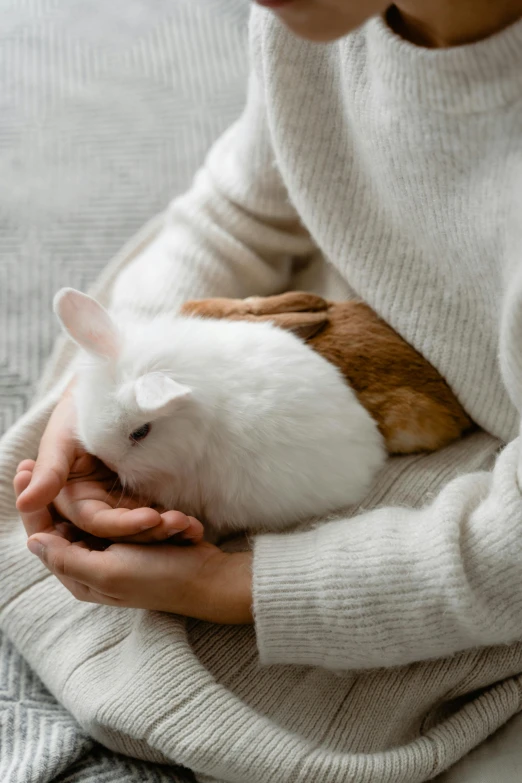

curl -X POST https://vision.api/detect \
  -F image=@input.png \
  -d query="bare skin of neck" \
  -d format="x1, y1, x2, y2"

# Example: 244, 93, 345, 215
389, 0, 522, 47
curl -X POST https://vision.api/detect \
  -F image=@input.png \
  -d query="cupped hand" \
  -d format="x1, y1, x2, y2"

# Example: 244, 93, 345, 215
15, 382, 203, 543
16, 458, 204, 544
14, 469, 253, 624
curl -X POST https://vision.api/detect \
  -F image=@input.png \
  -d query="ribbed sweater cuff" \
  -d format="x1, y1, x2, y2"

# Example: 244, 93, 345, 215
253, 527, 328, 667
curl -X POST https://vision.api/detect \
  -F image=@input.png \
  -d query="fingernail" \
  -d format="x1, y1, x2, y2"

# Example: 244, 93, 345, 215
27, 539, 44, 557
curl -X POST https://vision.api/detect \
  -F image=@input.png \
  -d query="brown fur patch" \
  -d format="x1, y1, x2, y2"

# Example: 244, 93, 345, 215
181, 294, 473, 455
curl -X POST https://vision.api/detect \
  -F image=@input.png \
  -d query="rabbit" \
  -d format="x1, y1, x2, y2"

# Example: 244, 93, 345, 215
53, 288, 386, 538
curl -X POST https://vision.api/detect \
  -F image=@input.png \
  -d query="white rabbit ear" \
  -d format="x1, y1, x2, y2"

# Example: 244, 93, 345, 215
53, 288, 120, 360
134, 372, 192, 416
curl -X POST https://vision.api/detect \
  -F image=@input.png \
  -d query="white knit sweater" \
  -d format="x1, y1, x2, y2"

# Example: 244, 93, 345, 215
112, 9, 522, 668
1, 8, 522, 782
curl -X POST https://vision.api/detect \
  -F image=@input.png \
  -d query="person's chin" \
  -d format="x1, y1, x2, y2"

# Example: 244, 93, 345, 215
280, 19, 352, 42
254, 0, 380, 43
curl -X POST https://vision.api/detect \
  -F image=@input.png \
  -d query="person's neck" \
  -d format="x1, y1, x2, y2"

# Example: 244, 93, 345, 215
388, 0, 522, 48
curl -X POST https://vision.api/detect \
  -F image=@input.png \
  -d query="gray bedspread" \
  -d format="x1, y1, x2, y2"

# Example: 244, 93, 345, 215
0, 0, 249, 778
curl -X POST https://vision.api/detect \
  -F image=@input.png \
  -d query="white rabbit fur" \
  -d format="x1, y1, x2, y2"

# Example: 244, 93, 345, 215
54, 288, 385, 537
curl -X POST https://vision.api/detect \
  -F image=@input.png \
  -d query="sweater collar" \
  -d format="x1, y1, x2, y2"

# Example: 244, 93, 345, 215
363, 13, 522, 113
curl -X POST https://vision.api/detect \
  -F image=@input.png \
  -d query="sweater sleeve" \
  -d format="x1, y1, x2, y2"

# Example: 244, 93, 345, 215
253, 438, 522, 670
110, 18, 315, 321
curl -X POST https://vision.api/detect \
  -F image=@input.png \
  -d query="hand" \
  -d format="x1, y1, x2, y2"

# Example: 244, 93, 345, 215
14, 469, 253, 624
16, 456, 204, 543
15, 382, 203, 543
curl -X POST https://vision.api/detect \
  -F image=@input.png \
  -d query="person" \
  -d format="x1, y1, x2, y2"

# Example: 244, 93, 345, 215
9, 0, 522, 778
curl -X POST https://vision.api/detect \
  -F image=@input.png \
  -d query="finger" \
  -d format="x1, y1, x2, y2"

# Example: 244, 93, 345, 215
63, 496, 164, 537
27, 534, 122, 595
16, 459, 36, 473
14, 468, 32, 497
178, 516, 205, 543
19, 501, 57, 538
14, 469, 54, 537
111, 511, 203, 544
16, 395, 79, 512
163, 512, 205, 542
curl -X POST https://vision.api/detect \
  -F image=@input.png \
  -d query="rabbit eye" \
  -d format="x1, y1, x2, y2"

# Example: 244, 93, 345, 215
130, 423, 151, 443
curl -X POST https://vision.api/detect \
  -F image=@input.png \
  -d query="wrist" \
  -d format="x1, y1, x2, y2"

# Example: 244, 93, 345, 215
198, 549, 253, 625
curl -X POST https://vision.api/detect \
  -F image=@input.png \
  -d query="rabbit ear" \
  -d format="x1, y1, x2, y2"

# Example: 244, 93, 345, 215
53, 288, 121, 360
134, 372, 192, 416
